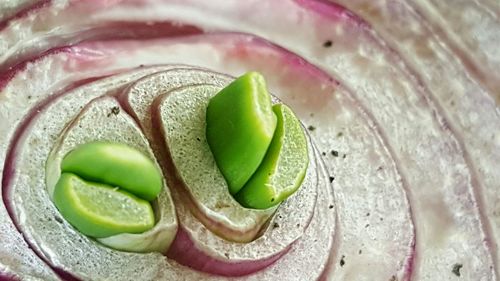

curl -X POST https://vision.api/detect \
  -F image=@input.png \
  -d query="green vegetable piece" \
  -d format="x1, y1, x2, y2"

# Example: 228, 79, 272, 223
206, 72, 277, 195
53, 173, 155, 238
235, 104, 309, 209
61, 142, 162, 201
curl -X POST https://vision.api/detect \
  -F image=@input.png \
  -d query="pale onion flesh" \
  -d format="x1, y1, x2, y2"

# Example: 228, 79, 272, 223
0, 0, 498, 280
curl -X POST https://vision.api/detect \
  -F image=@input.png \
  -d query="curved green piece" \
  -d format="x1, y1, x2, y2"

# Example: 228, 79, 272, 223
206, 72, 277, 195
235, 104, 309, 209
53, 173, 155, 238
61, 141, 162, 201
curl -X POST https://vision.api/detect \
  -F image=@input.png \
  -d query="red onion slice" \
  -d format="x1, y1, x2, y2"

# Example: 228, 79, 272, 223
0, 0, 498, 279
0, 36, 335, 279
2, 64, 336, 280
0, 32, 414, 280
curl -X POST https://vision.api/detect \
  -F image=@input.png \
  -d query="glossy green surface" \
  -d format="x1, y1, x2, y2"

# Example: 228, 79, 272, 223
61, 141, 162, 201
206, 72, 277, 195
53, 173, 155, 238
235, 104, 309, 209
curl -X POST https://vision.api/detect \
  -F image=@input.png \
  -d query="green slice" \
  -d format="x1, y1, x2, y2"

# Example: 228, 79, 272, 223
235, 104, 309, 209
206, 72, 277, 195
61, 142, 162, 201
53, 173, 155, 238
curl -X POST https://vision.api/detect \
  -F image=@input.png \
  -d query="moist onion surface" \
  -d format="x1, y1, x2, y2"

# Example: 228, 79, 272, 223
0, 1, 499, 281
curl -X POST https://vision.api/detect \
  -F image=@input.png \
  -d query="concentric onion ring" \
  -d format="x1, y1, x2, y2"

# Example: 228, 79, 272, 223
2, 62, 336, 280
0, 1, 498, 280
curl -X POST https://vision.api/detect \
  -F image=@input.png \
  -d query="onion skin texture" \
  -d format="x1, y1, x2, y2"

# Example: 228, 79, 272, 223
166, 223, 291, 277
0, 0, 499, 281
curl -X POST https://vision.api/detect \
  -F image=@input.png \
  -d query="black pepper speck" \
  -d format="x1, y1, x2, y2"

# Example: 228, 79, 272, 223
108, 106, 120, 117
452, 263, 463, 277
